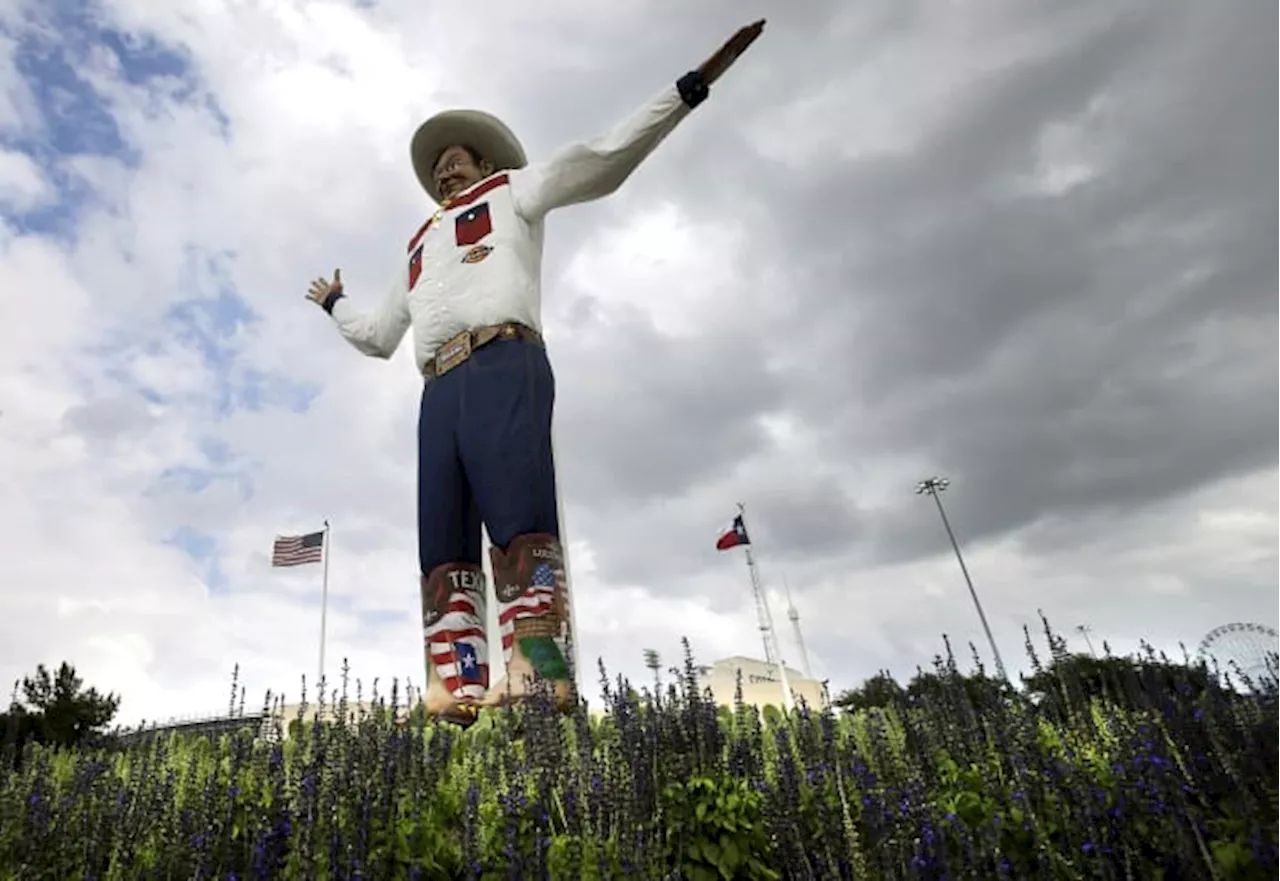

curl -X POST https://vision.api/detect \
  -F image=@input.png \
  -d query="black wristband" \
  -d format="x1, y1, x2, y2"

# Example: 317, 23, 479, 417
321, 290, 344, 314
676, 70, 709, 109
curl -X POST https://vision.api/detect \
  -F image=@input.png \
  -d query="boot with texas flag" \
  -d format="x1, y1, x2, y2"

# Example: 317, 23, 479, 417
482, 532, 574, 711
420, 561, 489, 727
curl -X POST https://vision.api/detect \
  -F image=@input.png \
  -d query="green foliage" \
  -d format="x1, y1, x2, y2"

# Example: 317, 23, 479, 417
662, 775, 778, 880
1021, 650, 1221, 720
932, 752, 1057, 867
906, 666, 1018, 712
546, 833, 621, 879
0, 627, 1275, 878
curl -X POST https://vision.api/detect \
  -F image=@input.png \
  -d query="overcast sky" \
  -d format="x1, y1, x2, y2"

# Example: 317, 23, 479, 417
1, 0, 1275, 727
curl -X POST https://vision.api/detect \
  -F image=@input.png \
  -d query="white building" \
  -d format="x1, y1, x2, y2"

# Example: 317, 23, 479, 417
695, 656, 828, 711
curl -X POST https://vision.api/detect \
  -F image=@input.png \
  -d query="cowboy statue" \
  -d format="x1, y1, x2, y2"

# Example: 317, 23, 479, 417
305, 19, 766, 726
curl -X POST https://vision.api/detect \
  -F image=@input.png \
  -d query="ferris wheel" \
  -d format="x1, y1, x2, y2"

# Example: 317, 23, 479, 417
1197, 622, 1279, 691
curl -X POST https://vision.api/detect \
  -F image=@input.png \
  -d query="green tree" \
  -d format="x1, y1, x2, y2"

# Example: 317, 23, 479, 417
2, 661, 121, 753
833, 670, 905, 713
1021, 651, 1222, 719
904, 667, 1019, 714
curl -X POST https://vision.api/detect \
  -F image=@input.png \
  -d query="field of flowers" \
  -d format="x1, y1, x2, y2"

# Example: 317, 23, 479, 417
1, 626, 1276, 880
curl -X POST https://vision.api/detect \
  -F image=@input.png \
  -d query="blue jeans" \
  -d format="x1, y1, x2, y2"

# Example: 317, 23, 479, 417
416, 337, 560, 575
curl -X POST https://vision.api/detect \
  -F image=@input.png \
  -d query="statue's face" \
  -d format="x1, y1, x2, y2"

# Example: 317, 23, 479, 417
433, 145, 492, 202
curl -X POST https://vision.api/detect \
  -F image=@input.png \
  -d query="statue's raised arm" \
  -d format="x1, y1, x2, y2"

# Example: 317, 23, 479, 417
508, 19, 768, 222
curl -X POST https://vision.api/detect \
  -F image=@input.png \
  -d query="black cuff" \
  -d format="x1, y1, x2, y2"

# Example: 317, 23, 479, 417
321, 291, 344, 314
676, 70, 709, 109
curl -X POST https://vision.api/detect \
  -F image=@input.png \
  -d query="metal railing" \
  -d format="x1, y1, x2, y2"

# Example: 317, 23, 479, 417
107, 711, 268, 745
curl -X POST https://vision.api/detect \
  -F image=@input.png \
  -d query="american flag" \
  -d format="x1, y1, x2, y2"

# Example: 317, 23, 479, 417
271, 530, 325, 567
426, 584, 489, 699
498, 560, 559, 662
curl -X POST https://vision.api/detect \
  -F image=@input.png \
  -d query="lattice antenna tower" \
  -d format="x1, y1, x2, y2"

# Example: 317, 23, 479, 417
735, 503, 795, 711
783, 576, 813, 680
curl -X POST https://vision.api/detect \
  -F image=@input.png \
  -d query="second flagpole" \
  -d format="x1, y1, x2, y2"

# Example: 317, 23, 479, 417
551, 427, 582, 695
319, 518, 331, 692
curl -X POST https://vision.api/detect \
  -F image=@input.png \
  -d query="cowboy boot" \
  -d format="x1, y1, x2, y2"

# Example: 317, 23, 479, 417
420, 561, 490, 727
482, 533, 574, 711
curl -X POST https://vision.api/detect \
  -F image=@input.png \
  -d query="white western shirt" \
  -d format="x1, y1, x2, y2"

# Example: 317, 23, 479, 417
328, 82, 695, 373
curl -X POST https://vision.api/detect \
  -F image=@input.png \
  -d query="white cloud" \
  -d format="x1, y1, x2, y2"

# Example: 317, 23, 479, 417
562, 200, 748, 338
0, 148, 49, 211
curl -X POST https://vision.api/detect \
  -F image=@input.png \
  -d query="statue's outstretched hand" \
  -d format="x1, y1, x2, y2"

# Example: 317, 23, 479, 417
307, 268, 343, 306
697, 19, 766, 86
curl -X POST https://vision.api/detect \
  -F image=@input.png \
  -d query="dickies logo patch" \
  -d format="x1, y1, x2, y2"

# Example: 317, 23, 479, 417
455, 203, 492, 246
461, 244, 493, 264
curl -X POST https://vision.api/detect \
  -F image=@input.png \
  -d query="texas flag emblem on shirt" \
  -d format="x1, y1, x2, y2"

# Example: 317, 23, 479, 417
716, 514, 751, 551
455, 203, 492, 246
408, 244, 424, 288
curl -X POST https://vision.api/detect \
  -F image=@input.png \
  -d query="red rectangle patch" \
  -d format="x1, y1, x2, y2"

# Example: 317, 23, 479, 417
455, 203, 492, 247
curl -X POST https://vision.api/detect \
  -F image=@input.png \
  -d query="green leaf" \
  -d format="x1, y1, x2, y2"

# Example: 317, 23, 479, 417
720, 836, 742, 868
747, 856, 782, 880
691, 866, 719, 881
701, 839, 721, 865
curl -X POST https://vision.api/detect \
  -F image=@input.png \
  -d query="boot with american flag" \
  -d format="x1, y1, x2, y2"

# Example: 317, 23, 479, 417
483, 533, 573, 711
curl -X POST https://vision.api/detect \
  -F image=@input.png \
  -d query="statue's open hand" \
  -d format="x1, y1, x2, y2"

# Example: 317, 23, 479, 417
307, 268, 343, 306
698, 19, 766, 86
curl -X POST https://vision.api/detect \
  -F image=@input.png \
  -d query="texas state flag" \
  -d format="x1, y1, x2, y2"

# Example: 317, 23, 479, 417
716, 514, 751, 551
454, 641, 485, 684
455, 202, 492, 246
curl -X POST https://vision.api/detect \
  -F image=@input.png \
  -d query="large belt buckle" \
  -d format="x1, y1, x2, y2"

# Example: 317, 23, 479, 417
434, 330, 472, 376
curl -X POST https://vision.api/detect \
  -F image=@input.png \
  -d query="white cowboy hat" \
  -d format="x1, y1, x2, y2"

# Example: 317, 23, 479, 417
409, 109, 528, 204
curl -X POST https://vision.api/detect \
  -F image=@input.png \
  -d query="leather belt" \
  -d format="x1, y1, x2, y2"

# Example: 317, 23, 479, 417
423, 322, 543, 380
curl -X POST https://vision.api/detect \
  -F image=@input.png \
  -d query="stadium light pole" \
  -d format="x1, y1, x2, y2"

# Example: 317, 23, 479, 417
643, 648, 662, 695
914, 476, 1009, 682
1075, 624, 1098, 658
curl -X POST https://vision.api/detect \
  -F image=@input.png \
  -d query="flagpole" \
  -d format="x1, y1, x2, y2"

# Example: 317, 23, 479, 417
319, 519, 331, 691
551, 427, 582, 695
736, 503, 795, 713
